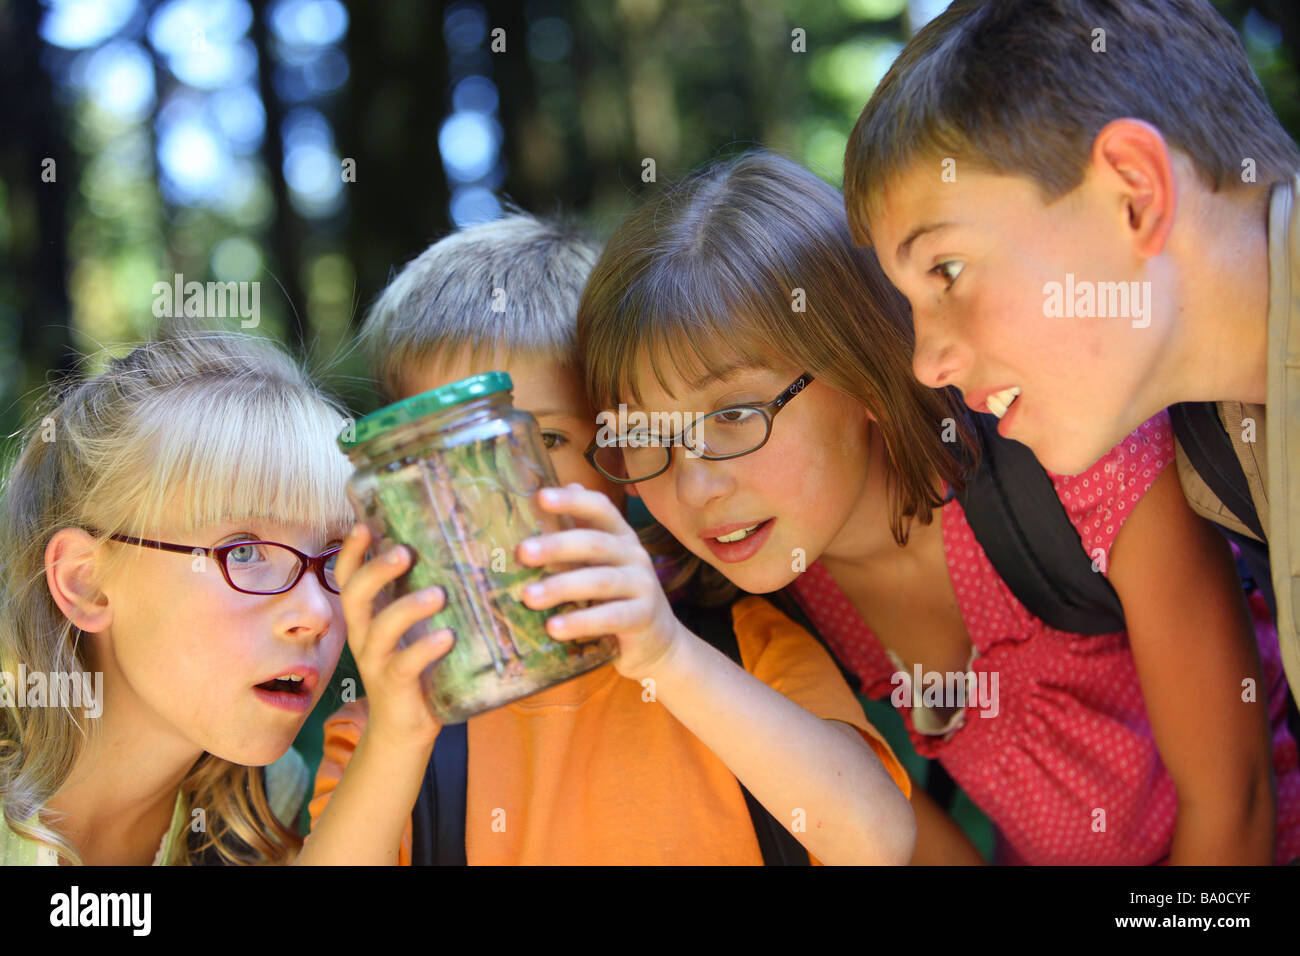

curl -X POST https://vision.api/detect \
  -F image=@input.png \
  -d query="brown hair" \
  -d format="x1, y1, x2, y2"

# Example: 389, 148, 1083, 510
845, 0, 1300, 245
578, 150, 974, 597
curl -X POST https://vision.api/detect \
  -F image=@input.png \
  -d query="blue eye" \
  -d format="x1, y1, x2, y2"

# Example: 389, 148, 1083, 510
228, 543, 265, 565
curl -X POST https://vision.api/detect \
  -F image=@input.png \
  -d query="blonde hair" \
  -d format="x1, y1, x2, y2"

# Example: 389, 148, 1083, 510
0, 320, 354, 864
359, 208, 602, 402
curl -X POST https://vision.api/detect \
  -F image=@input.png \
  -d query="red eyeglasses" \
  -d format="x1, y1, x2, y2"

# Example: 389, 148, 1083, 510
99, 533, 341, 595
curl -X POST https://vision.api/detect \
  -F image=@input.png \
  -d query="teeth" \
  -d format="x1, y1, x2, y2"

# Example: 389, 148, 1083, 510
274, 674, 304, 682
716, 523, 761, 543
986, 386, 1021, 419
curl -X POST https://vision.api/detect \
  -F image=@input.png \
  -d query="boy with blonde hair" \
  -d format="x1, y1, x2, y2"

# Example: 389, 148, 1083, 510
305, 210, 916, 865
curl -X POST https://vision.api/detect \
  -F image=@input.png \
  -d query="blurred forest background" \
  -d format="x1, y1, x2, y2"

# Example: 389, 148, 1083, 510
3, 0, 1300, 851
2, 0, 1299, 446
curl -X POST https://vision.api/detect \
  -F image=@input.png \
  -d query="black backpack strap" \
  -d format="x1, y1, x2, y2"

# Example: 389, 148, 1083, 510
411, 594, 822, 866
677, 598, 812, 866
737, 780, 813, 867
409, 720, 468, 866
955, 412, 1126, 635
1169, 401, 1268, 542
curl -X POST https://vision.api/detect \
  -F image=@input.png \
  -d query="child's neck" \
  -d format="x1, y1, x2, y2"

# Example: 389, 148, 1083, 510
1163, 183, 1273, 407
43, 677, 201, 865
817, 425, 926, 574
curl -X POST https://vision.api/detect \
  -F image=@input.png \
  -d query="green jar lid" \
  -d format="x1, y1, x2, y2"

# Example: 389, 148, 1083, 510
340, 371, 513, 449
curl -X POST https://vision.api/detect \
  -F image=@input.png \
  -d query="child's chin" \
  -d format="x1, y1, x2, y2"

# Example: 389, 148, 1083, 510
211, 735, 300, 769
704, 559, 794, 596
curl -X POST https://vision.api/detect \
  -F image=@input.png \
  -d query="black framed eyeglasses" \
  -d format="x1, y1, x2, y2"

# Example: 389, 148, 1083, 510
583, 372, 815, 484
98, 533, 342, 596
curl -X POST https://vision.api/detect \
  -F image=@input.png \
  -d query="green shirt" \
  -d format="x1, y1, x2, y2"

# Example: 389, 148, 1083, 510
0, 747, 308, 866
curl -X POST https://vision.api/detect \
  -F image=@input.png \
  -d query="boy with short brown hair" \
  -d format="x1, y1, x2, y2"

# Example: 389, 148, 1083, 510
844, 0, 1300, 713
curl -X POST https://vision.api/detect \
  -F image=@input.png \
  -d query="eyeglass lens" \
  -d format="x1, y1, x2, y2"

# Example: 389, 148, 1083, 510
224, 542, 339, 593
592, 407, 768, 481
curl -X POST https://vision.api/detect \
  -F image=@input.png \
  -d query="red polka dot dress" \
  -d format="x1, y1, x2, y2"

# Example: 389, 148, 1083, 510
790, 412, 1300, 864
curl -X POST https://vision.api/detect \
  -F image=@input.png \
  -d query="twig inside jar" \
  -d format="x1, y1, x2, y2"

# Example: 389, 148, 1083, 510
425, 438, 528, 676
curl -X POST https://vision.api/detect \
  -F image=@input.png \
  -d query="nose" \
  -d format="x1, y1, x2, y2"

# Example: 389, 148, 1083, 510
275, 571, 335, 646
673, 450, 734, 512
910, 304, 967, 389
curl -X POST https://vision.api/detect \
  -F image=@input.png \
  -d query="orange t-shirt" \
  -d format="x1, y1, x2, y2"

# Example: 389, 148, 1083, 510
309, 595, 910, 865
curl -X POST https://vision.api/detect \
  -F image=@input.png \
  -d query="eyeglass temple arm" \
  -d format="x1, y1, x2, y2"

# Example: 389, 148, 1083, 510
104, 532, 211, 556
770, 372, 815, 412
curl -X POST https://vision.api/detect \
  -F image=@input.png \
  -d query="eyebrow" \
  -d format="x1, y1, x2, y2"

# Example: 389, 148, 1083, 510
687, 362, 767, 392
896, 221, 955, 265
622, 363, 767, 414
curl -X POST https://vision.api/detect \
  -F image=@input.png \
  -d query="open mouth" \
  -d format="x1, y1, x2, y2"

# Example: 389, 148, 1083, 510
714, 522, 767, 543
986, 386, 1021, 419
701, 517, 776, 564
255, 674, 310, 696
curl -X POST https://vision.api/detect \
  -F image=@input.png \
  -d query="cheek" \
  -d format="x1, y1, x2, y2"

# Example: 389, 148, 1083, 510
756, 448, 812, 497
635, 479, 683, 534
762, 409, 872, 539
971, 272, 1038, 340
167, 592, 262, 696
795, 421, 869, 502
550, 450, 588, 487
966, 268, 1080, 383
114, 577, 261, 719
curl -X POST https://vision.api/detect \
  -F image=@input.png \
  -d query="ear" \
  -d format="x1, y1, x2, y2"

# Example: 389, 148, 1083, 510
1090, 118, 1177, 259
45, 528, 114, 634
623, 482, 642, 499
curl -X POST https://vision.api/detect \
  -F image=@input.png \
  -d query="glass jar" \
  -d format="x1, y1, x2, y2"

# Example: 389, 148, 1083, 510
339, 372, 618, 723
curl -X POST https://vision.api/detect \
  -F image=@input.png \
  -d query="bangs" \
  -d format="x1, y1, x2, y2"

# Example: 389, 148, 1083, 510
129, 380, 354, 538
581, 152, 864, 413
591, 250, 792, 411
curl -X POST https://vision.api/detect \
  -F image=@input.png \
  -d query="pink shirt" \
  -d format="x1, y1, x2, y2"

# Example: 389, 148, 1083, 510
790, 412, 1300, 864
